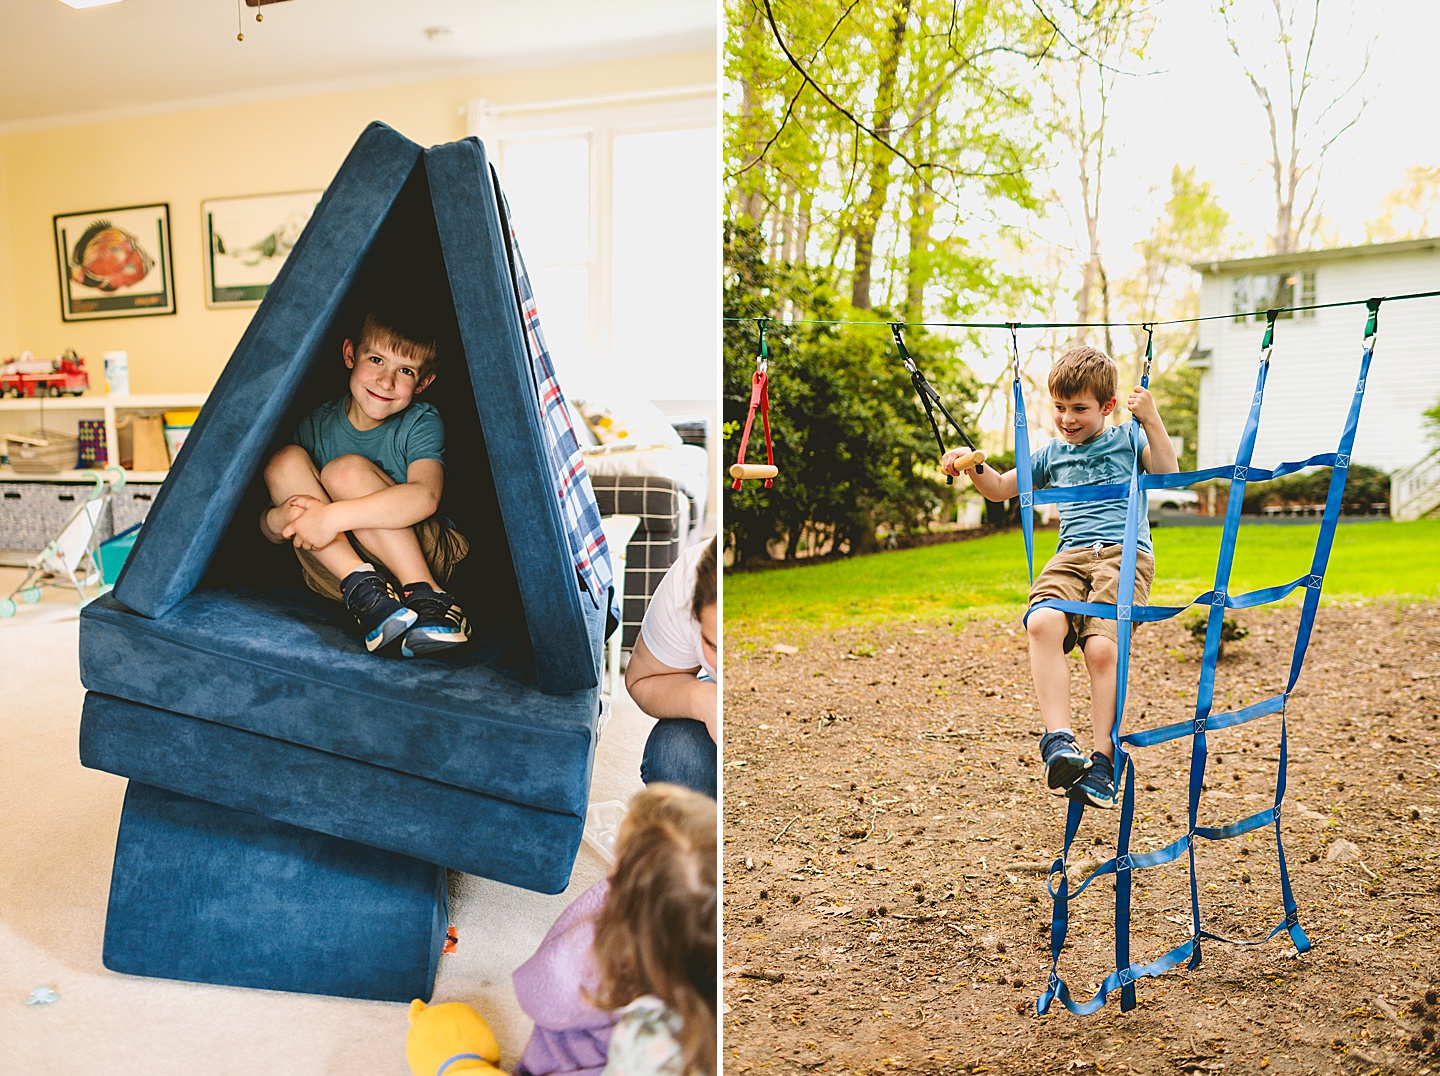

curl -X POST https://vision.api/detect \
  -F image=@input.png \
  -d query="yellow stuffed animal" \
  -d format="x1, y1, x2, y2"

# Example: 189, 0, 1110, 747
406, 999, 502, 1076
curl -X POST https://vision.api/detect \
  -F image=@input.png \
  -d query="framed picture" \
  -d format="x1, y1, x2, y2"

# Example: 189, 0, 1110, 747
53, 203, 176, 321
202, 190, 322, 307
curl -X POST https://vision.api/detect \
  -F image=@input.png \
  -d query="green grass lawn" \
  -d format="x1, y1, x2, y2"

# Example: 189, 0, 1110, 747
724, 518, 1440, 634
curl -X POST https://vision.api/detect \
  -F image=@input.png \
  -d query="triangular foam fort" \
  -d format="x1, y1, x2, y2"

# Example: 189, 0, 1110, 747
114, 123, 604, 694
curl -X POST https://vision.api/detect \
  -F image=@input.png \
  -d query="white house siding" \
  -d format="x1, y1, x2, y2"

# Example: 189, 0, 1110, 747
1194, 245, 1440, 474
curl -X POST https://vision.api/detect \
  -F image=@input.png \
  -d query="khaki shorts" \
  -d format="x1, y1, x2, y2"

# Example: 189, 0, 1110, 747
295, 516, 470, 602
1028, 543, 1155, 653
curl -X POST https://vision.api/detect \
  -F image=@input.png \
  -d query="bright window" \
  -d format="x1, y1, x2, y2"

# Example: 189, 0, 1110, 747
471, 91, 717, 402
1231, 269, 1317, 322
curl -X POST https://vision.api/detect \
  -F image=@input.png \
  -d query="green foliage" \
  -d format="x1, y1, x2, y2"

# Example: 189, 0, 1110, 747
725, 0, 1049, 309
1365, 165, 1440, 243
724, 224, 979, 563
1148, 361, 1199, 472
1425, 398, 1440, 445
1238, 463, 1390, 514
1117, 166, 1233, 386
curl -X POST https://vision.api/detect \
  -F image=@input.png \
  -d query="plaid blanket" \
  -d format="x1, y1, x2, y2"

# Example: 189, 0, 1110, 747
496, 176, 621, 638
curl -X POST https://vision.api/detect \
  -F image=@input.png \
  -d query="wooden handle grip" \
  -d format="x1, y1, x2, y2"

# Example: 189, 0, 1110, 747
949, 449, 985, 474
730, 463, 779, 480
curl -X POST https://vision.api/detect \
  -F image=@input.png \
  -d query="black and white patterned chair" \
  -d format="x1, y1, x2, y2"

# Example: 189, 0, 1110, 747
588, 474, 690, 651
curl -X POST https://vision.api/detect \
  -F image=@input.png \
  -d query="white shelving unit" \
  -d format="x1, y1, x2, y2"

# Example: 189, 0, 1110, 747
0, 393, 207, 483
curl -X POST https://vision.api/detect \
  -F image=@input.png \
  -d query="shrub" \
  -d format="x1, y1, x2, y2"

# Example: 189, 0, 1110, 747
1237, 463, 1389, 514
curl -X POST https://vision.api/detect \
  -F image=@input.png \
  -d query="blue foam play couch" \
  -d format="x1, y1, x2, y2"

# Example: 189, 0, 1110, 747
77, 123, 613, 1002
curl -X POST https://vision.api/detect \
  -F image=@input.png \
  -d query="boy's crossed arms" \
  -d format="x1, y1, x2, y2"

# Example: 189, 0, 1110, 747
261, 310, 470, 658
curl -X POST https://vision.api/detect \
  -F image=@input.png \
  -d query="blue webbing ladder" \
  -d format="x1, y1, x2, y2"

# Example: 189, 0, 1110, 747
1008, 301, 1381, 1015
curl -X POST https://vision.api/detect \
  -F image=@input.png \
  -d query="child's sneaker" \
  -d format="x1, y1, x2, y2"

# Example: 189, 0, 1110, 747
399, 582, 470, 658
1040, 729, 1092, 790
341, 568, 416, 653
1066, 752, 1118, 809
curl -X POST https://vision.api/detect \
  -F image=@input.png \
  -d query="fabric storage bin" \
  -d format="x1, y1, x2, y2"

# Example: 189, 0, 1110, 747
0, 481, 112, 552
111, 484, 163, 534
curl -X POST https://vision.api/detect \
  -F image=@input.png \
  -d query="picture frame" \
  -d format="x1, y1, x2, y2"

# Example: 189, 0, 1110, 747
202, 190, 322, 307
53, 203, 176, 321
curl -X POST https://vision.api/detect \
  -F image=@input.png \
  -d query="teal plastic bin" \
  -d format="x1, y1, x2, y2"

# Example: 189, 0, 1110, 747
97, 524, 142, 586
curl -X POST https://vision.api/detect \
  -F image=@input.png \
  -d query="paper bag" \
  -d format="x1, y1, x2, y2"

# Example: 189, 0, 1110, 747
118, 413, 170, 471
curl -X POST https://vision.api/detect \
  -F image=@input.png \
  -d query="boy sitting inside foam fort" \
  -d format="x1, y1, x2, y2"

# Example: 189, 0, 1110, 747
942, 344, 1177, 808
259, 304, 470, 657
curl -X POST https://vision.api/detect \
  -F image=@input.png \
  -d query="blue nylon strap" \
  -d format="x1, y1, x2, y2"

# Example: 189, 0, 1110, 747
1051, 817, 1194, 902
1036, 454, 1338, 507
1042, 935, 1200, 1016
1037, 797, 1085, 1015
1276, 704, 1312, 952
1123, 693, 1287, 748
1026, 570, 1313, 624
1013, 376, 1036, 584
1031, 305, 1367, 1015
1110, 396, 1150, 1011
1032, 481, 1130, 504
1194, 805, 1277, 841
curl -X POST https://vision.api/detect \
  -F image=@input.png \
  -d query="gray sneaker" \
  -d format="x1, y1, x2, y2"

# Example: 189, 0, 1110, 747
1040, 730, 1092, 790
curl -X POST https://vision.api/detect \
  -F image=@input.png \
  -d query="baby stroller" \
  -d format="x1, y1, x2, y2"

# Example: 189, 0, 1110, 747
0, 466, 126, 617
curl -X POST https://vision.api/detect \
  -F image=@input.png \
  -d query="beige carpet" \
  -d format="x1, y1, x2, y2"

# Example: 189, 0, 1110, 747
0, 567, 652, 1075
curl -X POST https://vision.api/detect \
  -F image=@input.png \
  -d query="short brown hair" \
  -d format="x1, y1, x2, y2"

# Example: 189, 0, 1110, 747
690, 538, 717, 621
358, 309, 439, 381
591, 784, 717, 1076
1048, 344, 1117, 404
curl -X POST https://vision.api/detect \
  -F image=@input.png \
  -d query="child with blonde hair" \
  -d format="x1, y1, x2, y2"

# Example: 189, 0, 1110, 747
512, 783, 717, 1076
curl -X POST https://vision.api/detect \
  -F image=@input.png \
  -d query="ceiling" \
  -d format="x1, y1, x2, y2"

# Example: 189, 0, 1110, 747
0, 0, 716, 129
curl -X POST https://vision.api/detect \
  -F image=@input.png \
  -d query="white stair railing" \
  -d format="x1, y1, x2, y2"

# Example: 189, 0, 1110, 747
1391, 447, 1440, 522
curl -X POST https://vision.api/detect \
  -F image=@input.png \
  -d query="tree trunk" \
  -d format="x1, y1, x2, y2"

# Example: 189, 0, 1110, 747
904, 163, 935, 322
850, 0, 911, 310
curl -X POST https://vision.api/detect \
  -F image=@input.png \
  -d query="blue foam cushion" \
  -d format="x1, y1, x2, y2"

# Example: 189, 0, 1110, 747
114, 122, 422, 621
111, 125, 602, 695
425, 138, 601, 694
103, 781, 447, 1003
81, 691, 583, 893
80, 585, 601, 818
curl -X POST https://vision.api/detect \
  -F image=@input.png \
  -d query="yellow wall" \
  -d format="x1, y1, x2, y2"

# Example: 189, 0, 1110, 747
0, 144, 17, 354
0, 49, 713, 394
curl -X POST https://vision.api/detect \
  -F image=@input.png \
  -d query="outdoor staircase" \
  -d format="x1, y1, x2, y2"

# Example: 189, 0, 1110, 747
1391, 447, 1440, 521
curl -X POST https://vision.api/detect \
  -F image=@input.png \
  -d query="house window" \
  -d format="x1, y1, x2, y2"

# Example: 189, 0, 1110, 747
1231, 269, 1317, 322
470, 90, 717, 401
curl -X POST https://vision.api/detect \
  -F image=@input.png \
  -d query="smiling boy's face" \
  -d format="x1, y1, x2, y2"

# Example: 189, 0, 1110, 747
1053, 391, 1116, 445
342, 334, 434, 431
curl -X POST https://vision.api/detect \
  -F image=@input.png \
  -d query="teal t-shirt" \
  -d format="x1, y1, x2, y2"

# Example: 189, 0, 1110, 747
1030, 423, 1152, 554
294, 397, 444, 484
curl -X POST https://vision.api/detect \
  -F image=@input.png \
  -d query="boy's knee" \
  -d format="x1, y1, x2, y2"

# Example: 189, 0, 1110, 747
265, 443, 314, 482
1083, 635, 1117, 668
320, 453, 382, 495
1026, 607, 1067, 642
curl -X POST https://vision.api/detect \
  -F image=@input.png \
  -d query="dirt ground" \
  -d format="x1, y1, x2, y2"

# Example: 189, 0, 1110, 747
722, 599, 1440, 1075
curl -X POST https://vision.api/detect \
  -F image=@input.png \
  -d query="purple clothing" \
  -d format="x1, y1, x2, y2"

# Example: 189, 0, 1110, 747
514, 879, 617, 1076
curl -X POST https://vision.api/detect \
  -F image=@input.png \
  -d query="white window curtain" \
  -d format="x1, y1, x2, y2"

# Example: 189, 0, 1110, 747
469, 89, 717, 403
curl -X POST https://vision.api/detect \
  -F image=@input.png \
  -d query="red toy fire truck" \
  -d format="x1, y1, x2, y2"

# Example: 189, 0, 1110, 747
0, 350, 90, 397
